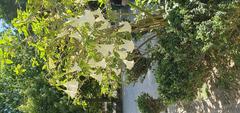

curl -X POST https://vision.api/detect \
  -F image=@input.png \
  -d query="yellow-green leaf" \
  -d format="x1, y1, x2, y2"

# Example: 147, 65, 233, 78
90, 70, 103, 83
48, 58, 56, 69
69, 32, 82, 42
5, 59, 13, 64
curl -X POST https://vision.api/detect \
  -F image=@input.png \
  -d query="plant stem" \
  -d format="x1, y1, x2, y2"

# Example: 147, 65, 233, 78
137, 34, 157, 50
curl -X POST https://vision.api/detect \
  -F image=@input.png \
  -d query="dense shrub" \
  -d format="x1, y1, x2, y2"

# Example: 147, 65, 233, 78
153, 0, 240, 105
137, 93, 166, 113
18, 77, 85, 113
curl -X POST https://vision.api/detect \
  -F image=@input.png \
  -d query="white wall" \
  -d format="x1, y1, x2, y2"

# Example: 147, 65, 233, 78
122, 33, 159, 113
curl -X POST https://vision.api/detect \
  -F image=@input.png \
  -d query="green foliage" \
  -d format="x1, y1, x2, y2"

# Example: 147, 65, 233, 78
137, 93, 165, 113
0, 0, 26, 21
4, 0, 138, 111
1, 0, 240, 112
0, 28, 85, 112
126, 49, 152, 83
18, 77, 85, 113
153, 0, 240, 105
0, 70, 22, 113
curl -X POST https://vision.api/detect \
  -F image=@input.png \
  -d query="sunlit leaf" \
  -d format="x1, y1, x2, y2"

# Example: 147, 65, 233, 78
64, 79, 79, 98
48, 58, 56, 69
14, 64, 26, 75
90, 70, 103, 83
42, 64, 47, 70
197, 83, 208, 100
31, 58, 39, 67
0, 49, 3, 55
69, 32, 82, 42
5, 59, 13, 64
202, 43, 213, 52
57, 29, 68, 38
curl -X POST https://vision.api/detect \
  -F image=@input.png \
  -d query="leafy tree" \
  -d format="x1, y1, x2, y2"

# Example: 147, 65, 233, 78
152, 0, 240, 105
125, 0, 240, 108
0, 0, 26, 21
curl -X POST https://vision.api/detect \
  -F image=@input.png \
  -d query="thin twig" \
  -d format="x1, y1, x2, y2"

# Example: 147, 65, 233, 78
137, 34, 157, 50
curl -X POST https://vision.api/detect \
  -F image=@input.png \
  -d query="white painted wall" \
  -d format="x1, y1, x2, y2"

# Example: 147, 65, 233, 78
122, 33, 159, 113
122, 68, 159, 113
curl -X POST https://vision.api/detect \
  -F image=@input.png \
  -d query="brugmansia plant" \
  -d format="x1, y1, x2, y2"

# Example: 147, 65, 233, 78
9, 0, 137, 108
1, 0, 164, 111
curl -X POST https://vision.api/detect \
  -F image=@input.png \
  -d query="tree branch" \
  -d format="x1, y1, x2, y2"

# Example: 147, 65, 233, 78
137, 34, 157, 50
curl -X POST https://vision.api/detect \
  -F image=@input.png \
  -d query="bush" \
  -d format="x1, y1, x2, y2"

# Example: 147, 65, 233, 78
18, 77, 85, 113
137, 93, 166, 113
153, 0, 240, 106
